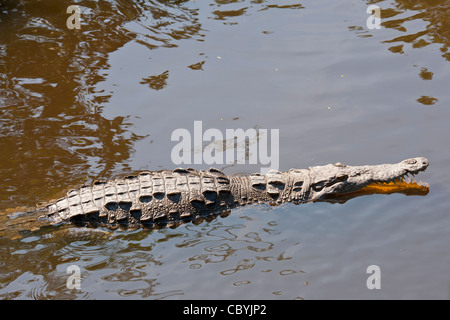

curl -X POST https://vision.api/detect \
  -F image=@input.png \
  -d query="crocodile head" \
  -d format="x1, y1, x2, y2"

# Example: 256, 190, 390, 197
306, 157, 429, 203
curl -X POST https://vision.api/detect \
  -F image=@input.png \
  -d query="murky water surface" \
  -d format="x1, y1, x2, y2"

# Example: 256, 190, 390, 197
0, 0, 449, 299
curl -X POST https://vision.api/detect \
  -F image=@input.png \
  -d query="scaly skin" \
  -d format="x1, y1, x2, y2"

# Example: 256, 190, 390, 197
1, 157, 429, 236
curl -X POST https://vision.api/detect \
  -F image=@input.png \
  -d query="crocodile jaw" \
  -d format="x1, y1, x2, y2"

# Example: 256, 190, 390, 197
307, 157, 429, 202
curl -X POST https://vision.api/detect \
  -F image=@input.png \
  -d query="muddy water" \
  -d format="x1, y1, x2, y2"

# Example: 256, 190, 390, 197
0, 0, 449, 299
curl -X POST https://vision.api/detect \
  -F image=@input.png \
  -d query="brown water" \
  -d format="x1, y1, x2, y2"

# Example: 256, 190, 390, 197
0, 0, 449, 299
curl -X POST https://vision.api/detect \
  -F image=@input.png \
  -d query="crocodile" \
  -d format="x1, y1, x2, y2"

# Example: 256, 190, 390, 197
1, 157, 429, 236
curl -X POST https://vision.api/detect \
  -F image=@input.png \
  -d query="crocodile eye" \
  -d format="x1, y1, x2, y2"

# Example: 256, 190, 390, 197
335, 175, 348, 183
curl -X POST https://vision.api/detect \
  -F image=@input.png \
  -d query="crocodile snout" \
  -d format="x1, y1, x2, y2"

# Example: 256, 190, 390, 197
403, 157, 429, 169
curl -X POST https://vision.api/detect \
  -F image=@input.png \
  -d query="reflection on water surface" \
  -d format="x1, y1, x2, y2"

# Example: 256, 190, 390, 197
0, 0, 449, 299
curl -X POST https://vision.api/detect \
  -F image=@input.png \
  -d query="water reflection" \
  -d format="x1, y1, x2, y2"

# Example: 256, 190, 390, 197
0, 0, 447, 300
0, 227, 179, 299
374, 0, 450, 61
352, 0, 449, 106
140, 70, 169, 90
354, 0, 450, 62
0, 0, 202, 209
0, 208, 306, 299
211, 0, 304, 22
